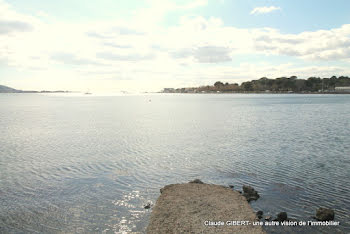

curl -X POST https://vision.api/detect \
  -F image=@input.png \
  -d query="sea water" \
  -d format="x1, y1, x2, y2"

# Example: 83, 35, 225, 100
0, 93, 349, 233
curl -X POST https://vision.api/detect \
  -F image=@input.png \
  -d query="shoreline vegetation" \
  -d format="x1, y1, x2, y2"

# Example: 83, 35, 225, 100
2, 75, 350, 94
161, 76, 350, 94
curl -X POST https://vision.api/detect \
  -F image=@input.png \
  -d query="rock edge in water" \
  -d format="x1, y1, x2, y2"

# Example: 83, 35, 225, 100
147, 181, 265, 234
242, 185, 260, 202
316, 208, 335, 221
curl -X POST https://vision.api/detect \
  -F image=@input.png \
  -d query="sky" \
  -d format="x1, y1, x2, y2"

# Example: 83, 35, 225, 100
1, 0, 350, 92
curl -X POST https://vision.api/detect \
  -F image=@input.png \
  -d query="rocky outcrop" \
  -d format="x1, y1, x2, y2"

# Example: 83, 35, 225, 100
147, 182, 265, 234
242, 185, 260, 202
275, 212, 288, 222
316, 208, 335, 221
256, 211, 263, 219
189, 179, 204, 184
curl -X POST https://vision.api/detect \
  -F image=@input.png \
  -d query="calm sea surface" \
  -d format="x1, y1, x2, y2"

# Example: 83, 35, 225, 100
0, 93, 349, 233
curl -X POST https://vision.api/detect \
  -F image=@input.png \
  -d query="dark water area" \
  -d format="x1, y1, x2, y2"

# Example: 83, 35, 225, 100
0, 93, 349, 233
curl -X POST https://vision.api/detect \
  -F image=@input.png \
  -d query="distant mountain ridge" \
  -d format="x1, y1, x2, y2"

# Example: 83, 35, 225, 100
0, 85, 21, 93
0, 85, 70, 93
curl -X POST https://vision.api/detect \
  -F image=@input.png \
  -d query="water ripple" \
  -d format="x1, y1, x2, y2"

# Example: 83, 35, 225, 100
0, 94, 349, 233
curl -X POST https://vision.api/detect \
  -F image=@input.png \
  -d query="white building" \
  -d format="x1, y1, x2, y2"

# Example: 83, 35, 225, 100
163, 88, 175, 93
335, 87, 350, 93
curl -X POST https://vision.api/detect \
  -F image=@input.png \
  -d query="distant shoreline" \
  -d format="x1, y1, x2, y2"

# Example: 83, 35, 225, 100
0, 84, 73, 94
0, 91, 73, 94
161, 76, 350, 94
160, 91, 350, 94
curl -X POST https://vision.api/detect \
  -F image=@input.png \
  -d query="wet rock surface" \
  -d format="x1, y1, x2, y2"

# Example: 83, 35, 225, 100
242, 185, 260, 202
316, 208, 335, 221
147, 182, 265, 234
189, 179, 204, 184
274, 212, 288, 222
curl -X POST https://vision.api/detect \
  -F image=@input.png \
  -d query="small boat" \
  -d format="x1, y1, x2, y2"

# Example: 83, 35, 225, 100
84, 90, 92, 95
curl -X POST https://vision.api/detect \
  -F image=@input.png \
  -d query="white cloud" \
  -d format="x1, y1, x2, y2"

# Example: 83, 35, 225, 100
51, 52, 103, 66
96, 52, 155, 61
253, 25, 350, 60
1, 0, 350, 92
0, 0, 39, 35
178, 0, 208, 10
250, 6, 281, 15
0, 20, 33, 34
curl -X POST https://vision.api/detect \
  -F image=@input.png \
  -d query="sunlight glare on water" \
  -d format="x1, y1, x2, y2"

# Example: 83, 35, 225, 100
0, 93, 349, 233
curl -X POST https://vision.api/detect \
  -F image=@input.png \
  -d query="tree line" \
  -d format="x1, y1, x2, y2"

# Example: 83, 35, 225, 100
163, 76, 350, 93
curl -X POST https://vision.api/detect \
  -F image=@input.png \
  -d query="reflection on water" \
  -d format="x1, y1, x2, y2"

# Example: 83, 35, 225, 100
0, 93, 349, 233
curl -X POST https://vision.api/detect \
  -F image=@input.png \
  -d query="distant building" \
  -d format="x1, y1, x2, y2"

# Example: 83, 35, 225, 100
163, 88, 175, 93
335, 87, 350, 93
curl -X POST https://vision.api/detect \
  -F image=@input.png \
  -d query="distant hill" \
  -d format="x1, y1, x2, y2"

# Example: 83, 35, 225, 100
0, 85, 21, 93
0, 85, 71, 93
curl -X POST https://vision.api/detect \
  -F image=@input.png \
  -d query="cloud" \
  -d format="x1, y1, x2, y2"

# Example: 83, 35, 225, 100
86, 31, 114, 39
1, 0, 350, 92
170, 46, 232, 63
103, 42, 132, 49
51, 53, 103, 66
194, 46, 232, 63
86, 26, 144, 39
250, 6, 281, 15
178, 0, 208, 10
170, 48, 194, 59
131, 0, 209, 28
0, 1, 37, 35
253, 25, 350, 60
96, 52, 155, 61
112, 26, 145, 35
0, 20, 33, 34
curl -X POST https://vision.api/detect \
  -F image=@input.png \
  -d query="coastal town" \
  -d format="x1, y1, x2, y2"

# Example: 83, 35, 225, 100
162, 76, 350, 94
